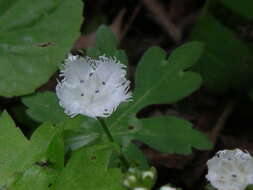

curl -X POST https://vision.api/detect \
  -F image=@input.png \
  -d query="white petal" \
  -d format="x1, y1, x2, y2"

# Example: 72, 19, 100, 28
56, 54, 132, 118
206, 149, 253, 190
60, 55, 93, 87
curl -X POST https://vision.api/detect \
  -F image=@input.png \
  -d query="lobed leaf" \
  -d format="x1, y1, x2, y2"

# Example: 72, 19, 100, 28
108, 42, 203, 129
135, 117, 213, 154
106, 42, 212, 154
0, 112, 64, 188
52, 144, 124, 190
9, 165, 58, 190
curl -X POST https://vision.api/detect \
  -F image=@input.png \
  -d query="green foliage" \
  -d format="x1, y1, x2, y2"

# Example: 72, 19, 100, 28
0, 0, 83, 97
107, 42, 212, 154
86, 25, 128, 65
135, 117, 212, 154
0, 112, 63, 188
10, 105, 39, 131
22, 91, 68, 124
220, 0, 253, 19
108, 42, 203, 128
22, 40, 212, 157
62, 116, 102, 150
123, 143, 149, 169
190, 1, 253, 93
0, 111, 29, 186
0, 112, 125, 189
52, 144, 124, 190
9, 165, 58, 190
133, 42, 203, 108
0, 0, 223, 188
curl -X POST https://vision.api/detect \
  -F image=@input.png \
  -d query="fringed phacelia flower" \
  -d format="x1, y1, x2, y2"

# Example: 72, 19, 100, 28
56, 54, 132, 118
206, 149, 253, 190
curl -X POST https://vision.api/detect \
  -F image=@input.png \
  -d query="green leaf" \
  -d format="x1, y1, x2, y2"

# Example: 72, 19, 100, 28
13, 123, 64, 172
10, 124, 64, 189
135, 117, 213, 154
47, 134, 65, 169
0, 111, 29, 186
22, 91, 68, 124
28, 123, 59, 162
10, 105, 39, 132
220, 0, 253, 19
0, 0, 83, 97
86, 25, 128, 65
134, 41, 203, 108
52, 144, 125, 190
124, 143, 149, 169
60, 115, 102, 150
0, 1, 16, 17
0, 111, 29, 156
109, 42, 203, 128
190, 15, 253, 93
95, 25, 117, 56
105, 42, 211, 155
9, 165, 58, 190
0, 113, 64, 187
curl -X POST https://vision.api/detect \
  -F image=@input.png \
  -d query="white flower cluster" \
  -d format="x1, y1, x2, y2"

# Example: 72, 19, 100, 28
206, 149, 253, 190
56, 54, 132, 118
123, 167, 157, 190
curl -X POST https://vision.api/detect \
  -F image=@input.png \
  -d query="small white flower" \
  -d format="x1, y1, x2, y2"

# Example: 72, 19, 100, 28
123, 175, 137, 187
142, 171, 155, 179
206, 149, 253, 190
56, 54, 132, 118
128, 175, 137, 183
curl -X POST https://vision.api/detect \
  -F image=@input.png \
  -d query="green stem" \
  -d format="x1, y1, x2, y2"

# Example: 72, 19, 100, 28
97, 117, 130, 169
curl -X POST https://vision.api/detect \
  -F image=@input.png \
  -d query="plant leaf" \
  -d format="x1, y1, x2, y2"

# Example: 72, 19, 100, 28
108, 42, 203, 128
0, 0, 83, 97
220, 0, 253, 19
135, 116, 213, 154
86, 25, 128, 65
61, 115, 102, 150
22, 91, 68, 124
0, 112, 64, 187
0, 111, 29, 186
124, 142, 149, 169
52, 144, 124, 190
9, 165, 58, 190
105, 42, 212, 155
